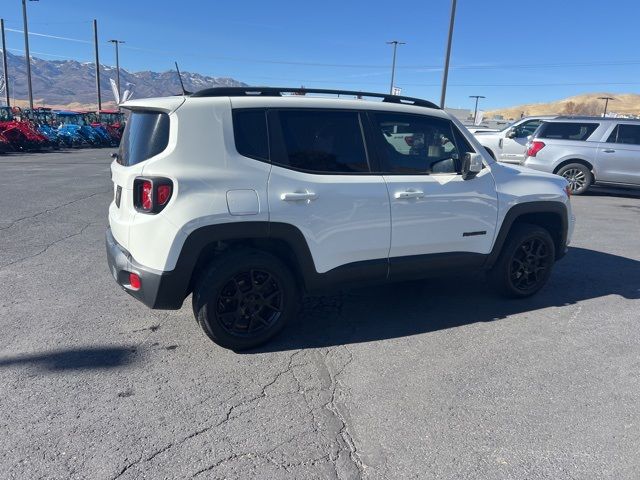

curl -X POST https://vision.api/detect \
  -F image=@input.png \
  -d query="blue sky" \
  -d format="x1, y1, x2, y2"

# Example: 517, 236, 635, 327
2, 0, 640, 109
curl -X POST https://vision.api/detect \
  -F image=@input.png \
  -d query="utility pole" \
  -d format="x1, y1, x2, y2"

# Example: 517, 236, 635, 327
386, 40, 406, 95
440, 0, 457, 108
93, 19, 101, 111
598, 96, 615, 117
469, 95, 485, 125
1, 19, 9, 107
108, 39, 124, 102
22, 0, 36, 109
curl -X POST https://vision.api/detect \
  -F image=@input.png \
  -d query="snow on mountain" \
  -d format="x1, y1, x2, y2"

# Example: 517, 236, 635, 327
2, 51, 247, 106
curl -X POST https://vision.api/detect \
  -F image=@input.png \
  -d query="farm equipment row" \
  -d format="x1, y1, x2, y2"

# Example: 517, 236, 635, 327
0, 107, 125, 153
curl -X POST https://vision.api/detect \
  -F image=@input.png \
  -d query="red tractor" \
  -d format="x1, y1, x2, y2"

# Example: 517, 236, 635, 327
0, 106, 51, 151
0, 131, 11, 153
98, 110, 125, 144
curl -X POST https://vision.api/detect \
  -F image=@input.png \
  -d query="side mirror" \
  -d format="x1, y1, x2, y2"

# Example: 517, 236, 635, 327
462, 153, 483, 180
506, 129, 517, 139
110, 152, 119, 160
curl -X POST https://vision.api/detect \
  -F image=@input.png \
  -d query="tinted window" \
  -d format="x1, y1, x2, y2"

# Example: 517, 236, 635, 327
118, 111, 169, 166
372, 113, 460, 174
516, 120, 543, 137
453, 126, 475, 155
277, 110, 369, 173
538, 122, 598, 141
233, 109, 269, 160
607, 124, 640, 145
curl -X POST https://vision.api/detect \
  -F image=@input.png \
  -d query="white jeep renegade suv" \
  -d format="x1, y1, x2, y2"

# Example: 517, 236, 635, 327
106, 87, 574, 350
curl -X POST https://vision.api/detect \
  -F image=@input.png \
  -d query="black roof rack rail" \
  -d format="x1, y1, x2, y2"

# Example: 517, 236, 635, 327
190, 86, 440, 109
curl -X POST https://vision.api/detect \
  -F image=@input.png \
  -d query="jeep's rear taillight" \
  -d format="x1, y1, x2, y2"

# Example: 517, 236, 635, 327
134, 177, 173, 214
140, 181, 153, 210
527, 141, 545, 157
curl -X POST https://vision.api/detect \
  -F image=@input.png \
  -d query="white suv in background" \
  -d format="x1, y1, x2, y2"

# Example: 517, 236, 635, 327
106, 87, 574, 350
474, 116, 557, 164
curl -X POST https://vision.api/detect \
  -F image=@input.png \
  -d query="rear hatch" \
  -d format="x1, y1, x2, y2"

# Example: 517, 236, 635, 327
109, 97, 184, 249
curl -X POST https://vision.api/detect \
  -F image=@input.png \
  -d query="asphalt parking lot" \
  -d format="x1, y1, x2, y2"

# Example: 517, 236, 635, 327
1, 149, 639, 480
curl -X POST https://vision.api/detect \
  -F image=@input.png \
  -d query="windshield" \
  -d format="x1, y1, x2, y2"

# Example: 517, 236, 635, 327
0, 108, 13, 121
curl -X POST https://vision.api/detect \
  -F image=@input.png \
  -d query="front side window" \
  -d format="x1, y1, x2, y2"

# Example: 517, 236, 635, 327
118, 110, 170, 166
275, 110, 369, 173
539, 122, 598, 141
516, 120, 543, 137
607, 124, 640, 145
372, 113, 460, 174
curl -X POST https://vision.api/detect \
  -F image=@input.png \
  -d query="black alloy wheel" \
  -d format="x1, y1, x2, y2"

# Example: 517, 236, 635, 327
488, 223, 556, 298
215, 269, 283, 336
192, 248, 298, 350
509, 236, 552, 294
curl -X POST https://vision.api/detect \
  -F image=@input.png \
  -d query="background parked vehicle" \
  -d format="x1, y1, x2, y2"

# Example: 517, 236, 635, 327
55, 111, 108, 147
82, 112, 116, 146
98, 110, 125, 144
0, 131, 11, 153
22, 108, 63, 149
0, 106, 50, 151
474, 116, 557, 163
523, 117, 640, 194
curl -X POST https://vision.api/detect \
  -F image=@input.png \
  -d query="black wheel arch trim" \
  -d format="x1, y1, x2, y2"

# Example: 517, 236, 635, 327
484, 200, 568, 269
110, 200, 568, 310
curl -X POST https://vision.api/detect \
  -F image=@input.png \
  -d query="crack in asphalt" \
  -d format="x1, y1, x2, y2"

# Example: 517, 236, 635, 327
321, 345, 364, 479
112, 301, 366, 480
0, 190, 111, 232
111, 351, 303, 479
0, 222, 99, 270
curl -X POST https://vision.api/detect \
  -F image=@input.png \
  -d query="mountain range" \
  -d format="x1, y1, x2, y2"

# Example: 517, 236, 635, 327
486, 93, 640, 120
2, 51, 639, 117
1, 51, 246, 109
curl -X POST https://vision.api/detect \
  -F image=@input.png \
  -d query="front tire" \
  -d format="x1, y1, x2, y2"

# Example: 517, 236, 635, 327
192, 249, 299, 350
488, 223, 556, 298
556, 163, 592, 195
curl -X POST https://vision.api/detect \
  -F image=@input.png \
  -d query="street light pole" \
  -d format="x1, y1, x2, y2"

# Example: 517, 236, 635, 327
1, 18, 10, 107
108, 39, 124, 102
22, 0, 36, 109
469, 95, 485, 125
386, 40, 406, 95
598, 96, 615, 117
93, 19, 101, 111
440, 0, 457, 108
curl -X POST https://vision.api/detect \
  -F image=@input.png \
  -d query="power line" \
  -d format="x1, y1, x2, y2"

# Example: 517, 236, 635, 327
5, 28, 640, 71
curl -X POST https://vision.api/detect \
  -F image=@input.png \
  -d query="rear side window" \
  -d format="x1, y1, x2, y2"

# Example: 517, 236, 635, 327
275, 110, 369, 173
118, 111, 169, 166
538, 122, 598, 141
233, 109, 269, 160
606, 124, 640, 145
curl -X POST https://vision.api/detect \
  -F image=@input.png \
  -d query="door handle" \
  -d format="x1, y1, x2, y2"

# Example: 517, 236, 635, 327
602, 149, 616, 153
394, 190, 425, 199
280, 191, 318, 202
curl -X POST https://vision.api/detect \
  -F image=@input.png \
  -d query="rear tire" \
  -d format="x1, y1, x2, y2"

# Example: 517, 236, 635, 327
488, 223, 555, 298
556, 163, 592, 195
192, 248, 299, 351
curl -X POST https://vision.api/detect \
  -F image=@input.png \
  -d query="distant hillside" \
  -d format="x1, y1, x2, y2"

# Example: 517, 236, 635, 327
1, 51, 246, 109
487, 93, 640, 120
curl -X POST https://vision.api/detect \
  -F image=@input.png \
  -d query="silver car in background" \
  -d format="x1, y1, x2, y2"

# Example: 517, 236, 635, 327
523, 117, 640, 194
474, 116, 557, 164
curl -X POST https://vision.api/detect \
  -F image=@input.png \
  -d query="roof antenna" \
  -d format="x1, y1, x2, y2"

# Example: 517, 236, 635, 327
175, 61, 192, 96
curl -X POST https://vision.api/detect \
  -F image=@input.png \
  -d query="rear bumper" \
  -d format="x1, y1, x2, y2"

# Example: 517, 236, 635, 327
105, 228, 187, 309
